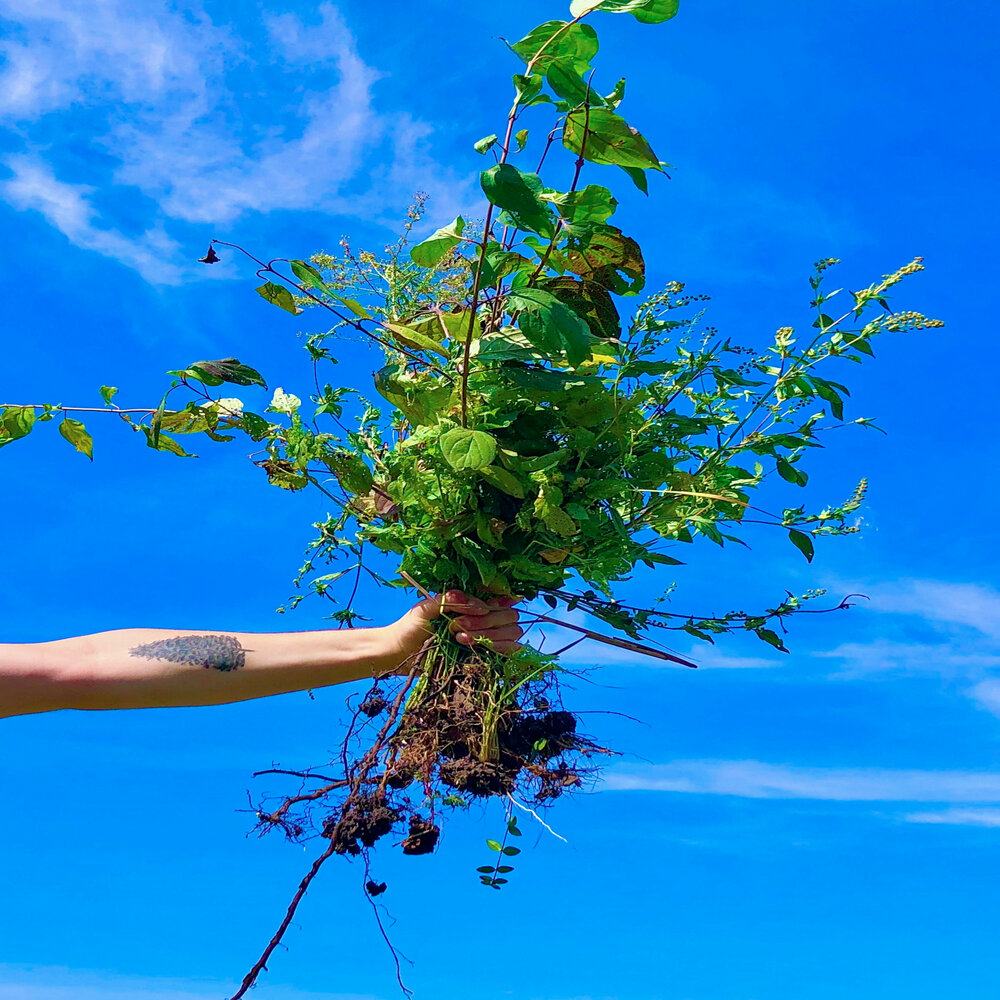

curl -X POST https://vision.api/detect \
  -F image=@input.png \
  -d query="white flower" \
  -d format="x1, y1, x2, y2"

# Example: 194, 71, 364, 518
268, 387, 301, 414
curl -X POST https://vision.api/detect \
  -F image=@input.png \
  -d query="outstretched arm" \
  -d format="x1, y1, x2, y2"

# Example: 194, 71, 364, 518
0, 592, 522, 719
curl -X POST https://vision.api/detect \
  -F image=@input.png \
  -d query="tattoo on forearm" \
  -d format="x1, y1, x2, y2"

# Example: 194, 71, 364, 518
129, 635, 248, 672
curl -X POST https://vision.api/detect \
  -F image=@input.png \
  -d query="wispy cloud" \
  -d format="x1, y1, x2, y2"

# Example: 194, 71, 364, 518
0, 1, 471, 281
604, 759, 1000, 802
905, 808, 1000, 827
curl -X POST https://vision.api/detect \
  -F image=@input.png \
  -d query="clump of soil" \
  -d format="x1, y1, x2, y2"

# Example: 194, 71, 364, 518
400, 815, 439, 855
502, 710, 579, 759
365, 880, 387, 897
327, 794, 401, 855
359, 694, 387, 717
439, 757, 514, 796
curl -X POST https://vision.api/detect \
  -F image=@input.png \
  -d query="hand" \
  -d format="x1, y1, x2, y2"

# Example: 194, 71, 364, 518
383, 590, 524, 669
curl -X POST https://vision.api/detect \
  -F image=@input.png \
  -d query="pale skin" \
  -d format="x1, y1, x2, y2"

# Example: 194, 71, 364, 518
0, 592, 522, 720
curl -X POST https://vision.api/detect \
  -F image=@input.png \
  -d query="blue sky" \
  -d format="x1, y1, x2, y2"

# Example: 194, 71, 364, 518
2, 0, 1000, 998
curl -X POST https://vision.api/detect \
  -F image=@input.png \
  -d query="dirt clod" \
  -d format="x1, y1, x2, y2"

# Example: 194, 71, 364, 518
365, 880, 388, 896
400, 815, 439, 855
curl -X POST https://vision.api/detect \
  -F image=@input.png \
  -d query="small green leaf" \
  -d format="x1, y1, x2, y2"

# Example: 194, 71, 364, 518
141, 426, 196, 458
496, 865, 515, 874
410, 216, 466, 268
508, 287, 594, 365
0, 406, 36, 441
486, 838, 503, 852
324, 453, 373, 495
788, 528, 815, 563
476, 866, 495, 873
501, 846, 521, 856
441, 428, 498, 471
474, 134, 499, 154
507, 817, 522, 836
515, 128, 530, 151
99, 385, 118, 405
256, 281, 300, 315
756, 628, 789, 653
59, 418, 93, 460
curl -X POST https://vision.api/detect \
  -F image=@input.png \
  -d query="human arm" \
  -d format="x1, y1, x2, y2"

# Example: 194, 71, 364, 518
0, 592, 522, 719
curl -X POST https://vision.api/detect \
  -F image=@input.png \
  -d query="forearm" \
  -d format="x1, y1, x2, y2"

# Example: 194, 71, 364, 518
3, 625, 412, 717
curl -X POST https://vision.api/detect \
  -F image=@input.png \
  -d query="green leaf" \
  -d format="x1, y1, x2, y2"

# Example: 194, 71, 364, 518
480, 164, 554, 237
788, 528, 815, 563
620, 164, 649, 193
756, 628, 789, 653
384, 322, 451, 359
476, 866, 495, 873
0, 406, 36, 442
564, 225, 645, 294
501, 845, 521, 856
496, 865, 515, 873
289, 260, 326, 291
474, 134, 499, 154
410, 216, 466, 268
570, 0, 680, 23
141, 426, 196, 458
540, 276, 620, 339
776, 457, 808, 486
510, 20, 599, 74
508, 287, 593, 366
440, 428, 498, 471
546, 59, 603, 107
507, 817, 522, 836
563, 107, 661, 170
543, 184, 618, 225
99, 385, 118, 405
515, 128, 530, 151
58, 418, 93, 460
256, 281, 300, 315
168, 358, 268, 389
486, 838, 503, 852
324, 452, 374, 494
513, 73, 545, 106
480, 465, 527, 498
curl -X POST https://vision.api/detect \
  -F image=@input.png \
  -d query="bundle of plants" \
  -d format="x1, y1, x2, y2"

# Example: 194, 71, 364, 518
0, 1, 942, 996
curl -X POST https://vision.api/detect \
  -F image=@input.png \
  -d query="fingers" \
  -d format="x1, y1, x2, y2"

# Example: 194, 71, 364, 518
409, 589, 524, 653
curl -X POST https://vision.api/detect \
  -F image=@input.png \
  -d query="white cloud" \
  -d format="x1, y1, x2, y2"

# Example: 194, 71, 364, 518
863, 579, 1000, 641
603, 759, 1000, 802
2, 155, 185, 282
968, 678, 1000, 718
0, 0, 472, 280
905, 808, 1000, 827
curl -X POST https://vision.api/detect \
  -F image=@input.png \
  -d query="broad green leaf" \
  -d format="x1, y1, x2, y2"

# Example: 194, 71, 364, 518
620, 164, 649, 193
776, 457, 808, 486
0, 406, 36, 441
410, 216, 466, 267
474, 134, 499, 154
540, 276, 620, 339
325, 453, 374, 495
289, 259, 326, 291
508, 287, 594, 366
545, 59, 604, 107
756, 627, 789, 652
564, 225, 645, 294
542, 184, 618, 225
480, 164, 554, 237
440, 427, 498, 471
58, 418, 93, 460
513, 73, 544, 107
569, 0, 680, 23
510, 20, 599, 74
329, 292, 372, 319
256, 281, 300, 315
384, 322, 451, 359
479, 465, 526, 498
99, 385, 118, 405
788, 528, 815, 562
168, 358, 268, 389
563, 107, 661, 170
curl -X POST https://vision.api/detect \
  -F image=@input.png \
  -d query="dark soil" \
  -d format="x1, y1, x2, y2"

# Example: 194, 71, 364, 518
328, 794, 402, 855
400, 815, 439, 855
439, 757, 515, 797
359, 694, 388, 717
365, 880, 387, 897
